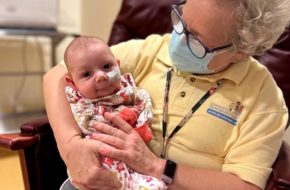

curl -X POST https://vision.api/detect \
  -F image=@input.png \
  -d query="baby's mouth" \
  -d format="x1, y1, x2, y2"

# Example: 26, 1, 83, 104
95, 81, 111, 90
96, 84, 116, 94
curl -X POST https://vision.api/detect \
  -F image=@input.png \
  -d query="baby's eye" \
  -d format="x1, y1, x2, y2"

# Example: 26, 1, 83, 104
103, 63, 112, 70
82, 71, 91, 78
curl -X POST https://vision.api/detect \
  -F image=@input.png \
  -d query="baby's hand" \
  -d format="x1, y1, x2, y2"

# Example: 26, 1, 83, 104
118, 107, 138, 126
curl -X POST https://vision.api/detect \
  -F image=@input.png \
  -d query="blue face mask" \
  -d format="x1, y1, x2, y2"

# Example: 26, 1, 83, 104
169, 30, 215, 74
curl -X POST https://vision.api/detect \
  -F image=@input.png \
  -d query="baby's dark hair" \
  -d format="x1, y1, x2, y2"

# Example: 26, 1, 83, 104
64, 36, 109, 69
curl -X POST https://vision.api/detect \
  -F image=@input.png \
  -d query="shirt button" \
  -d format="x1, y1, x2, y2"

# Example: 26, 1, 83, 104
180, 91, 186, 97
190, 77, 195, 83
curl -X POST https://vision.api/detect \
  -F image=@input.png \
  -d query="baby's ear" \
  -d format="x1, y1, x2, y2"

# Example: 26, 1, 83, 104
64, 74, 76, 88
116, 59, 120, 66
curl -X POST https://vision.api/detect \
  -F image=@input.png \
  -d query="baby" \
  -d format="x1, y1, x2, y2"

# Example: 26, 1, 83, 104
62, 36, 166, 190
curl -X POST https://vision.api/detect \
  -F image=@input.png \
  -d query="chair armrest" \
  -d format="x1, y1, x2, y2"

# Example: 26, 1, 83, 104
20, 116, 50, 135
266, 141, 290, 190
0, 133, 37, 150
19, 116, 68, 190
0, 115, 48, 150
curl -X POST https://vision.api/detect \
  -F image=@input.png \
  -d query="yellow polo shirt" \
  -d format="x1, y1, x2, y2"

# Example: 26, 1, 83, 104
110, 34, 288, 189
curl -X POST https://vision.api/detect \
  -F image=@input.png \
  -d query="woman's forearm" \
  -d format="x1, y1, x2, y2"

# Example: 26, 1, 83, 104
151, 159, 261, 190
172, 165, 260, 190
43, 64, 82, 158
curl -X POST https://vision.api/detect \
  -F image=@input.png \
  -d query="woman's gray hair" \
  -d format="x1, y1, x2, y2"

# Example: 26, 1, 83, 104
225, 0, 290, 55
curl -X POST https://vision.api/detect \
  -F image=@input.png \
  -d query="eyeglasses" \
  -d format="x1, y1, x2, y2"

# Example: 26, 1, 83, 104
171, 4, 232, 59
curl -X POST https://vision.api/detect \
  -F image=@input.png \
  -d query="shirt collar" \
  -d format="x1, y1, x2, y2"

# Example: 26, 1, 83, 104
156, 34, 254, 85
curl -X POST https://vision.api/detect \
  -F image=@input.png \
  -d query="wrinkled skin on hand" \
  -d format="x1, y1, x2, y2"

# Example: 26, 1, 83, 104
63, 135, 122, 190
90, 112, 162, 177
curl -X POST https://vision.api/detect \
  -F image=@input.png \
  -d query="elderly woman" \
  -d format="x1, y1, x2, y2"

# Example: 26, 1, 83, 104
44, 0, 290, 189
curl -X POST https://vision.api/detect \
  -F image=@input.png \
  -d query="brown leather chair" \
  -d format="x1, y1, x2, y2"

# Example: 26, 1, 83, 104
108, 0, 180, 46
1, 0, 289, 189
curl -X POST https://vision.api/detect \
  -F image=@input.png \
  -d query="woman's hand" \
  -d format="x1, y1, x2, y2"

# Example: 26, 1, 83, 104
63, 135, 122, 190
90, 112, 165, 178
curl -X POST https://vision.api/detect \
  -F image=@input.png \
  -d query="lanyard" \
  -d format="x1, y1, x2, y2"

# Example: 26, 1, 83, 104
161, 68, 222, 158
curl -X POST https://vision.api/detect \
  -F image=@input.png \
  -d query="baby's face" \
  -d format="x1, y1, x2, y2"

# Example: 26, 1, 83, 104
69, 44, 121, 99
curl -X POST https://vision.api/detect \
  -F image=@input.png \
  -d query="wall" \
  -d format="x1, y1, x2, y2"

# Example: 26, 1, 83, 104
56, 0, 122, 63
0, 36, 51, 114
58, 0, 122, 41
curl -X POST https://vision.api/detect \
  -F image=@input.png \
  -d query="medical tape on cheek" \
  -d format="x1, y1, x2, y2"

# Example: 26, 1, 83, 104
106, 67, 121, 82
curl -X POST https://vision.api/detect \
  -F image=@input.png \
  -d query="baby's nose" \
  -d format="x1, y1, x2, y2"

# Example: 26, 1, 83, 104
95, 72, 109, 83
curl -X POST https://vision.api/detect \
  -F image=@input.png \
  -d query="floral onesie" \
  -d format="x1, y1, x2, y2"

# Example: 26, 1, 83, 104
65, 73, 166, 190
